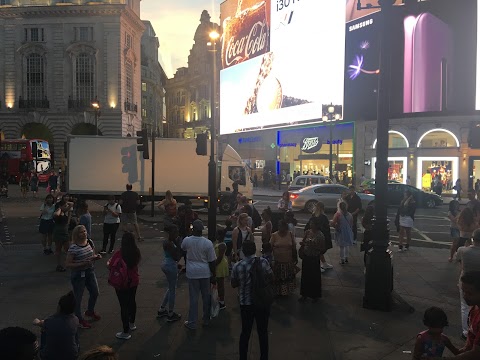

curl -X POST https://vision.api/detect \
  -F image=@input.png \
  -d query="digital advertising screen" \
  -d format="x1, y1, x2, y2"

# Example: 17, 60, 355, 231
344, 0, 478, 120
219, 0, 346, 135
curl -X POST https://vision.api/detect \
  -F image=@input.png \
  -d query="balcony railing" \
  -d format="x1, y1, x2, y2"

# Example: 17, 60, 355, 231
68, 98, 93, 110
18, 97, 49, 109
124, 101, 138, 113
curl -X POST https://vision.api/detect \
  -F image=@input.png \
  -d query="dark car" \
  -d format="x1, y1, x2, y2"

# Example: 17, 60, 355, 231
363, 183, 443, 208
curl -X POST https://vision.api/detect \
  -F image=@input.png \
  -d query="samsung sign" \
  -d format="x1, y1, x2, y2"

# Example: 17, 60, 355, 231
238, 136, 262, 144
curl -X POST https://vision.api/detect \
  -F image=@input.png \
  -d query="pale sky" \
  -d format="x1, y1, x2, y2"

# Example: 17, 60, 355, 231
140, 0, 223, 78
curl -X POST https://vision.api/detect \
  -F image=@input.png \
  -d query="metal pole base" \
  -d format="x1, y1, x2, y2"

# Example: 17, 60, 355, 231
363, 248, 393, 311
207, 159, 217, 241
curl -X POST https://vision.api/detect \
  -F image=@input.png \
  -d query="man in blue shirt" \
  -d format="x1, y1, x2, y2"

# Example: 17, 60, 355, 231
231, 241, 273, 360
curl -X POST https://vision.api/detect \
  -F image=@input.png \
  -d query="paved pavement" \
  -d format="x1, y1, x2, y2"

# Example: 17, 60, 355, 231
0, 187, 469, 359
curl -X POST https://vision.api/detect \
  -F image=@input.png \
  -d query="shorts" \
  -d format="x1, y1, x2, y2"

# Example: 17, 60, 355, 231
121, 212, 137, 224
39, 219, 54, 235
450, 228, 460, 238
399, 216, 414, 228
31, 186, 38, 192
225, 242, 233, 256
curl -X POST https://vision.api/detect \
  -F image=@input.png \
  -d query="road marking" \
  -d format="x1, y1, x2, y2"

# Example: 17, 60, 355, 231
412, 227, 434, 242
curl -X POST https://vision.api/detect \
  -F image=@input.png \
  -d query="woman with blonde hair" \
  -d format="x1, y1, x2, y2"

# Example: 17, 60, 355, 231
79, 345, 118, 360
232, 213, 254, 261
65, 225, 102, 330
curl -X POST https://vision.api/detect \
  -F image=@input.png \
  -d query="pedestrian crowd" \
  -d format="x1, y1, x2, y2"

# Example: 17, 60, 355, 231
3, 181, 480, 359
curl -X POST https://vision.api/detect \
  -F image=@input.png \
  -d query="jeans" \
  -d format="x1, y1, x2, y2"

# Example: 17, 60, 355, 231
240, 305, 270, 360
187, 278, 211, 327
71, 268, 99, 321
115, 286, 137, 333
460, 285, 470, 336
161, 260, 178, 311
340, 246, 349, 260
102, 223, 119, 252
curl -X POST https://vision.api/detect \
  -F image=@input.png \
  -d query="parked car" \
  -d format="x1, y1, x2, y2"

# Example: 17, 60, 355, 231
290, 184, 375, 213
362, 183, 443, 208
288, 175, 332, 191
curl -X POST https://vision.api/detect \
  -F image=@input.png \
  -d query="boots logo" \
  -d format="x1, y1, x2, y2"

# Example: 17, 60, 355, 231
301, 137, 322, 153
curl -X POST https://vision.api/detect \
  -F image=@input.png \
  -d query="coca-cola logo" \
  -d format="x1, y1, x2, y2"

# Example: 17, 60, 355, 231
301, 137, 322, 153
225, 20, 268, 67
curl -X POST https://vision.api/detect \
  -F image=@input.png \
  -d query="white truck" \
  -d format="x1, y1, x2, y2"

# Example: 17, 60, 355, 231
65, 135, 252, 214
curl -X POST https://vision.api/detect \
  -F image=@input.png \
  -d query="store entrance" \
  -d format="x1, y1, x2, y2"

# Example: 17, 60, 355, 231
468, 157, 480, 190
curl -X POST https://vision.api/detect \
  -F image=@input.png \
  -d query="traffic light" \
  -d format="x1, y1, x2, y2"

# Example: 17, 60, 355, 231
196, 133, 208, 156
121, 145, 138, 183
136, 129, 149, 159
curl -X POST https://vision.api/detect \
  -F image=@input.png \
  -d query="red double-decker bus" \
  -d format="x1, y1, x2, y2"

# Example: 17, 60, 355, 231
0, 139, 52, 183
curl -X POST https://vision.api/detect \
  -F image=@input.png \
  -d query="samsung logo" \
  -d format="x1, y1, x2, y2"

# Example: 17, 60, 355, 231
349, 18, 374, 32
238, 136, 262, 144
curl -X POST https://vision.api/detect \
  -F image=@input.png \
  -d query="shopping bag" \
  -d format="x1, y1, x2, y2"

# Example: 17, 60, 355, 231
46, 185, 51, 193
210, 284, 220, 319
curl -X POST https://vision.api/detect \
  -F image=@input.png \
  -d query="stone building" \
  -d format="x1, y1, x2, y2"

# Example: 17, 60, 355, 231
165, 10, 220, 139
0, 0, 144, 164
141, 20, 167, 138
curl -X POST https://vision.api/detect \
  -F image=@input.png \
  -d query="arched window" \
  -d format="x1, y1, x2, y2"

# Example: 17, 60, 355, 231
126, 59, 133, 103
417, 129, 459, 148
75, 53, 95, 102
372, 131, 409, 149
25, 53, 45, 100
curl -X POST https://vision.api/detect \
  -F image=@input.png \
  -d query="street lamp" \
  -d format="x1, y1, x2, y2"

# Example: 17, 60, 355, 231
207, 29, 219, 241
357, 0, 396, 311
322, 104, 343, 179
91, 98, 100, 136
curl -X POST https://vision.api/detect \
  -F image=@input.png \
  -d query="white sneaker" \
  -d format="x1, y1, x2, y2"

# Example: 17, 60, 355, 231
129, 323, 137, 331
321, 267, 325, 273
398, 247, 404, 252
115, 332, 131, 340
322, 263, 334, 269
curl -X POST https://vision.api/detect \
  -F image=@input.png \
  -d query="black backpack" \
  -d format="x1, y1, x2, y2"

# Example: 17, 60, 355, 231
252, 206, 262, 229
250, 257, 274, 308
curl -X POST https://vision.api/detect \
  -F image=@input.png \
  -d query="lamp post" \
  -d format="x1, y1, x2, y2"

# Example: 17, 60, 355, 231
91, 98, 100, 136
357, 0, 395, 311
207, 30, 219, 241
162, 120, 168, 138
322, 104, 342, 179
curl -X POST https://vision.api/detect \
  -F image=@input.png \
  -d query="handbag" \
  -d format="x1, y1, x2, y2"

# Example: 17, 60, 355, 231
298, 244, 306, 260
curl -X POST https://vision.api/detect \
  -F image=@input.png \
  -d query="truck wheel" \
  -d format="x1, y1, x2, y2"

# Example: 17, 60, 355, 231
219, 199, 232, 214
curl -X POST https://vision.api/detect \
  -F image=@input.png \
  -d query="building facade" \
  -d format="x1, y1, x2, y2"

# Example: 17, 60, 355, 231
165, 10, 220, 139
141, 20, 167, 137
0, 0, 144, 164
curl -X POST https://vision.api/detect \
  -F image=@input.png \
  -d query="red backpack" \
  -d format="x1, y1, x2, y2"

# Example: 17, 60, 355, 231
108, 256, 130, 290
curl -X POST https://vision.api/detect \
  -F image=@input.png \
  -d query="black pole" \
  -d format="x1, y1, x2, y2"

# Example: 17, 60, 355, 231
151, 128, 156, 217
329, 123, 333, 177
207, 39, 218, 241
95, 110, 98, 136
363, 0, 394, 311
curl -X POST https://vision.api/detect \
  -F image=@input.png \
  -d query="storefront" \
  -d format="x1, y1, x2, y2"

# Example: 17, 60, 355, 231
371, 157, 408, 184
220, 122, 355, 184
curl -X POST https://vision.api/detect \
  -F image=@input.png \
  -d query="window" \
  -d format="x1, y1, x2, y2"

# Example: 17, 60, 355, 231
24, 28, 44, 42
74, 27, 93, 42
142, 108, 147, 118
180, 109, 185, 122
0, 1, 10, 5
75, 53, 95, 101
142, 82, 147, 92
180, 91, 185, 105
125, 59, 133, 103
191, 106, 197, 121
125, 33, 132, 49
25, 53, 45, 100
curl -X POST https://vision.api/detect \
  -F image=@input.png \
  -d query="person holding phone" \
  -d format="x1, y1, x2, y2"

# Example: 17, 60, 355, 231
101, 196, 122, 255
65, 225, 102, 329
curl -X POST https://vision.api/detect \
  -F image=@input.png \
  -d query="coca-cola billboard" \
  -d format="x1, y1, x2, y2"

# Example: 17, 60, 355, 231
219, 0, 346, 135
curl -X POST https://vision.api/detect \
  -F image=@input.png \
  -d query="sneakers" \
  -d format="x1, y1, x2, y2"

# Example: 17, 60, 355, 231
167, 312, 181, 322
157, 308, 168, 318
345, 258, 349, 264
398, 247, 404, 252
404, 246, 409, 252
184, 321, 196, 330
320, 267, 326, 273
84, 310, 101, 321
108, 250, 114, 254
219, 302, 226, 310
115, 332, 131, 340
129, 323, 137, 331
322, 263, 334, 269
99, 250, 107, 255
340, 259, 345, 265
78, 320, 92, 329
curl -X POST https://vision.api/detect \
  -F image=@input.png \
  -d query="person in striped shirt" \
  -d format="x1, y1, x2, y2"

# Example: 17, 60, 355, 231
65, 225, 102, 329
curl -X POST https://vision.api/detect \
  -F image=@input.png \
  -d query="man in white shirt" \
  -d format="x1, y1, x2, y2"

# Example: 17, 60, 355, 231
181, 220, 216, 330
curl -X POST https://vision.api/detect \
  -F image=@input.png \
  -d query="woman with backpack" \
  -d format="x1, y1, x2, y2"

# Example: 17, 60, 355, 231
65, 225, 102, 330
157, 225, 182, 322
331, 201, 354, 265
100, 196, 122, 255
232, 213, 254, 261
107, 232, 141, 340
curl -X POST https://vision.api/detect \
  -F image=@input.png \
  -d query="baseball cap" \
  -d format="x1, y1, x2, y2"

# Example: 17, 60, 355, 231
192, 219, 204, 231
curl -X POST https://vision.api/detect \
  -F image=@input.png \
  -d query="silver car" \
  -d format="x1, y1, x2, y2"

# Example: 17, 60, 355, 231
290, 184, 375, 213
